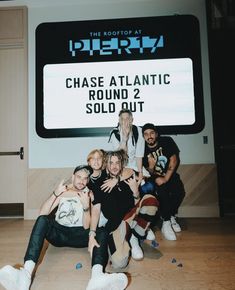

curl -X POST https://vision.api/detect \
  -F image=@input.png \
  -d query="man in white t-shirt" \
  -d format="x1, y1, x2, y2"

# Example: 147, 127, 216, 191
0, 165, 128, 290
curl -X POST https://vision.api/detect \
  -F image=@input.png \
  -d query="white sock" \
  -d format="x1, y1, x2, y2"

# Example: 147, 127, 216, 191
91, 264, 103, 278
24, 260, 35, 276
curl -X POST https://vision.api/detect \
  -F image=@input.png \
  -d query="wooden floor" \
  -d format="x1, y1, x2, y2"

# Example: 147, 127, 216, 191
0, 217, 235, 290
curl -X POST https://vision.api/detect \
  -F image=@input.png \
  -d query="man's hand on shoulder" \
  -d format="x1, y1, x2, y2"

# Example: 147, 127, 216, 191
121, 167, 134, 180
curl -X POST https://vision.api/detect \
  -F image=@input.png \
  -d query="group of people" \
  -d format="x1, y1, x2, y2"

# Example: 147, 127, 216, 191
0, 109, 185, 290
109, 109, 185, 241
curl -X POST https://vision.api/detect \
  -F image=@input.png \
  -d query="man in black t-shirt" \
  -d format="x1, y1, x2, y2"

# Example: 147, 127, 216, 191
88, 149, 158, 270
142, 123, 185, 241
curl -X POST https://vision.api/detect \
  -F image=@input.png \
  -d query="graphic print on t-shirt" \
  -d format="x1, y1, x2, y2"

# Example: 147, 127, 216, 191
55, 197, 83, 227
148, 147, 168, 176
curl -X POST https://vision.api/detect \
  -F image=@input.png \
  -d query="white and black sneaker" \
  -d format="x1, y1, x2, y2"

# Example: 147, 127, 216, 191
170, 216, 182, 233
129, 234, 144, 260
161, 220, 177, 241
146, 229, 156, 241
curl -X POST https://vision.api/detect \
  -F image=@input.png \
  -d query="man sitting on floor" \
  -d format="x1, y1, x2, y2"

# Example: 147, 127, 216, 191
0, 165, 128, 290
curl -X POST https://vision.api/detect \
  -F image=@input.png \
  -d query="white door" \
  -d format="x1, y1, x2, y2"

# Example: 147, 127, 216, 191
0, 7, 27, 209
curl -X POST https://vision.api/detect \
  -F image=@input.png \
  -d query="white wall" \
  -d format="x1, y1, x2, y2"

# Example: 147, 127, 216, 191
1, 0, 214, 168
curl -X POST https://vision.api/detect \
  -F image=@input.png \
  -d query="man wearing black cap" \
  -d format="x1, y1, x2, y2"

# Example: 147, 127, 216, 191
142, 123, 185, 241
0, 165, 128, 290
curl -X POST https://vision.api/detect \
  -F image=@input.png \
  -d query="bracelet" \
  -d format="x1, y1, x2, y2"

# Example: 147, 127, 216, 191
89, 230, 96, 237
83, 207, 89, 212
53, 191, 58, 198
133, 195, 140, 200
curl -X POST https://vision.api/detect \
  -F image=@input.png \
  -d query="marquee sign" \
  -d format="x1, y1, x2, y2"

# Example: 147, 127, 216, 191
36, 15, 204, 137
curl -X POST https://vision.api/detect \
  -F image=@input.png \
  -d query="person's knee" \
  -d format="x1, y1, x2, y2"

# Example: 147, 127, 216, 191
140, 181, 156, 196
32, 215, 50, 234
36, 215, 49, 225
141, 194, 159, 213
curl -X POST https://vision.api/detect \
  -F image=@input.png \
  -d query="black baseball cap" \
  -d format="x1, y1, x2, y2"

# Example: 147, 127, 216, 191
73, 165, 93, 176
142, 123, 158, 134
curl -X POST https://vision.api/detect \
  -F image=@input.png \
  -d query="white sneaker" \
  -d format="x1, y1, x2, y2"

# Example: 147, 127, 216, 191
161, 220, 177, 241
170, 216, 181, 233
146, 229, 155, 241
129, 234, 144, 260
0, 265, 31, 290
86, 272, 128, 290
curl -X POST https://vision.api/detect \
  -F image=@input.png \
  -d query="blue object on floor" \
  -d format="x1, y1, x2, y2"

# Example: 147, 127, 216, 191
151, 240, 159, 248
76, 262, 82, 269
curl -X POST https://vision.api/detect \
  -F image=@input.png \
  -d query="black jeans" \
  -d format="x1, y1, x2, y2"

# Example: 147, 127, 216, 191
24, 215, 110, 270
24, 215, 89, 263
156, 174, 185, 220
91, 227, 109, 270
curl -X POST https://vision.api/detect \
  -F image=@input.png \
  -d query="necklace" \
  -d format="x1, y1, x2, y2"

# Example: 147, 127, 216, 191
90, 171, 101, 182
